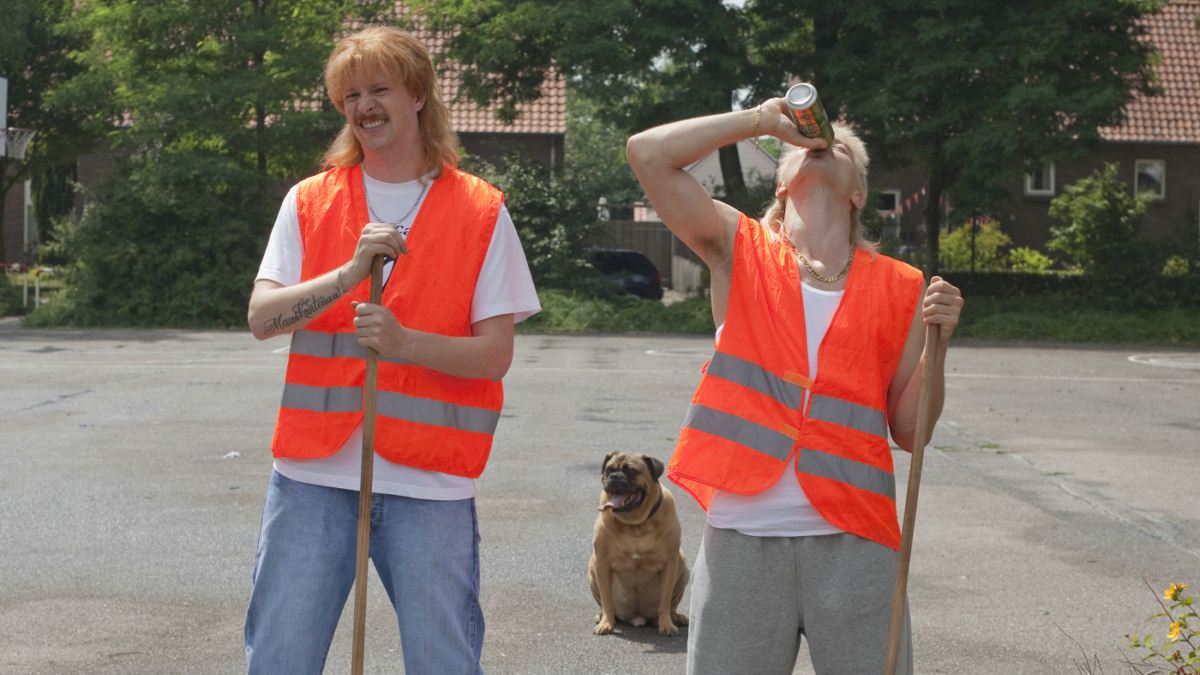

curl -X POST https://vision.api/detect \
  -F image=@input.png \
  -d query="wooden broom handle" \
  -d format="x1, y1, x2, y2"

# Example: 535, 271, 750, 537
884, 322, 941, 675
351, 255, 383, 675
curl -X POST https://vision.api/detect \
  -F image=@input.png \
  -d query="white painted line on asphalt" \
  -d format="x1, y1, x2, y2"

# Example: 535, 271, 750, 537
1128, 353, 1200, 371
645, 348, 709, 357
947, 372, 1199, 384
514, 367, 684, 374
0, 361, 282, 369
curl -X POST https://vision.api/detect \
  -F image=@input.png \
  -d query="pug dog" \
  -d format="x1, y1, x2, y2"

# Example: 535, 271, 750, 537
588, 451, 689, 636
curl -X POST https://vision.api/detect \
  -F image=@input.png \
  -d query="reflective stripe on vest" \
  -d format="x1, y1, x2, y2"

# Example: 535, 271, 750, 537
282, 383, 362, 412
798, 447, 896, 499
279, 381, 496, 432
683, 403, 793, 461
707, 351, 804, 409
290, 330, 413, 365
281, 382, 501, 435
807, 394, 888, 439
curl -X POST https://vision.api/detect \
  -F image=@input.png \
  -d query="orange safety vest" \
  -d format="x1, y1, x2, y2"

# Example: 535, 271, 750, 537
270, 163, 505, 478
668, 214, 922, 549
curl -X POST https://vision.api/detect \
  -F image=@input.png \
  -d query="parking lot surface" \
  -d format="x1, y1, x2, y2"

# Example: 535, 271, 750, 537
2, 320, 1198, 674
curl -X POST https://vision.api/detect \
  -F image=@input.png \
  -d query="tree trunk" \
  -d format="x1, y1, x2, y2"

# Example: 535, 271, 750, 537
253, 0, 268, 190
255, 100, 267, 189
924, 161, 945, 276
717, 143, 748, 210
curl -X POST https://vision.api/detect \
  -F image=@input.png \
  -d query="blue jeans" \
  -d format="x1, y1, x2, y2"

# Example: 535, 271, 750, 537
245, 471, 484, 675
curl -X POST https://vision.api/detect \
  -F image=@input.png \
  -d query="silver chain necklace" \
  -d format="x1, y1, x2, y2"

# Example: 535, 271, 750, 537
363, 170, 429, 234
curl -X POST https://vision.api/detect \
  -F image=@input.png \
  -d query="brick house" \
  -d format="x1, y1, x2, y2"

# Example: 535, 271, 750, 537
875, 0, 1200, 252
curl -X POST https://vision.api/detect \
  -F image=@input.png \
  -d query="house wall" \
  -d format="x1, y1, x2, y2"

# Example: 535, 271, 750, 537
998, 142, 1200, 249
873, 141, 1200, 251
459, 132, 564, 171
0, 149, 118, 266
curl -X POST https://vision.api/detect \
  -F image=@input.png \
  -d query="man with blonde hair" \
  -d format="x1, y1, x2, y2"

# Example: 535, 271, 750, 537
244, 26, 538, 674
628, 98, 962, 674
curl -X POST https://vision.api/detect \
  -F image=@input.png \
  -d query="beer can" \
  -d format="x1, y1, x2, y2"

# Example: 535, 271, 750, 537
784, 82, 835, 147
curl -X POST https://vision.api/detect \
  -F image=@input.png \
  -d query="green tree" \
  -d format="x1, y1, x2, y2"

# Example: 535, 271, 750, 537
565, 95, 643, 208
414, 1, 1161, 275
802, 0, 1162, 274
0, 0, 97, 265
1048, 162, 1152, 281
464, 153, 598, 291
412, 0, 809, 211
35, 0, 390, 327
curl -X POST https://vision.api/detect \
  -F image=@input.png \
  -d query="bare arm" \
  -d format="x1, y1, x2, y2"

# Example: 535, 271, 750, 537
246, 221, 407, 340
887, 277, 964, 452
352, 306, 515, 381
625, 98, 827, 270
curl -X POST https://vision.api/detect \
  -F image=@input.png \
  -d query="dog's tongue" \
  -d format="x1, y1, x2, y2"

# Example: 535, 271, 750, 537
599, 494, 634, 512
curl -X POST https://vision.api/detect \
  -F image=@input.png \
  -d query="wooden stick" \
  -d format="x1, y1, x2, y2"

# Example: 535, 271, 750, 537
884, 323, 942, 675
351, 256, 383, 675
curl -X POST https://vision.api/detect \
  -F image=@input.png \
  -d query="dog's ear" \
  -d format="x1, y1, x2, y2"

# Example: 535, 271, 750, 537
602, 451, 618, 474
644, 455, 665, 481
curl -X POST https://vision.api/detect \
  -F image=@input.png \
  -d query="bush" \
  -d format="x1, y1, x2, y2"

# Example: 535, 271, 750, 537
1006, 246, 1054, 272
1163, 255, 1192, 278
0, 273, 24, 316
24, 150, 269, 328
939, 271, 1085, 298
520, 289, 713, 333
1048, 163, 1154, 284
939, 217, 1012, 271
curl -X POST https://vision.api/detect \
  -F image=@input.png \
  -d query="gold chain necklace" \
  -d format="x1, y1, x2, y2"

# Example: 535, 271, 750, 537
786, 239, 853, 284
363, 170, 429, 233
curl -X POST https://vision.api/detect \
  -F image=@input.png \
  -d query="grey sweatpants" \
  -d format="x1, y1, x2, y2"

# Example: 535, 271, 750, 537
686, 525, 912, 675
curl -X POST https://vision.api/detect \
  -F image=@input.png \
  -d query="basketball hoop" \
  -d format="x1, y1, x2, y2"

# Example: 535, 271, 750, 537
3, 127, 36, 160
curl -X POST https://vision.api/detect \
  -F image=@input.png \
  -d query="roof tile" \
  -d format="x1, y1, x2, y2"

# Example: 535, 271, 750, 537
373, 5, 566, 136
1101, 0, 1200, 143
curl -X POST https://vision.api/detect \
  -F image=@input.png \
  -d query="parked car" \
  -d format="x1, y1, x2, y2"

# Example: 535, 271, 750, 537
585, 248, 664, 301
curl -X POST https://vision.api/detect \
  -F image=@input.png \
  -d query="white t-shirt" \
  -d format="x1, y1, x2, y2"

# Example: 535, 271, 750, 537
256, 169, 541, 500
707, 282, 846, 537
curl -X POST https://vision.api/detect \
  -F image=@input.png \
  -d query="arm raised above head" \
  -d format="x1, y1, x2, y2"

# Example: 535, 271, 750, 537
626, 98, 828, 271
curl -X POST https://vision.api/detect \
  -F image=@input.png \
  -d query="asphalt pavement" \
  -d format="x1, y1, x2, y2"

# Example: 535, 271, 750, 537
1, 318, 1198, 674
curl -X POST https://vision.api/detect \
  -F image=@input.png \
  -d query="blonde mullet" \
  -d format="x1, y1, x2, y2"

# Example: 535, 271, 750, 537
321, 26, 459, 176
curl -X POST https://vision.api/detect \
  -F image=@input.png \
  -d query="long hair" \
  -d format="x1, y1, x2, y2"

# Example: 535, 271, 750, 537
321, 26, 458, 176
760, 122, 877, 252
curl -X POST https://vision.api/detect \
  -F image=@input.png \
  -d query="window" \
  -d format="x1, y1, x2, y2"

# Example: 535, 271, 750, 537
876, 189, 901, 215
1135, 160, 1165, 200
1024, 162, 1055, 196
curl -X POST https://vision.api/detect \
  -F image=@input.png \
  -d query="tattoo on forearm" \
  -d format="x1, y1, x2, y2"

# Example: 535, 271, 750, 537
262, 287, 342, 336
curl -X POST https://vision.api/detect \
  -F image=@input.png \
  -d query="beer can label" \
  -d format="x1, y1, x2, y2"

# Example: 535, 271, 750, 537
784, 83, 834, 146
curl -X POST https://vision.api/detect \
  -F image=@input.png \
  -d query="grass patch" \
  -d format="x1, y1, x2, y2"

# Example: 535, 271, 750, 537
519, 288, 1198, 346
518, 289, 714, 334
957, 295, 1200, 345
